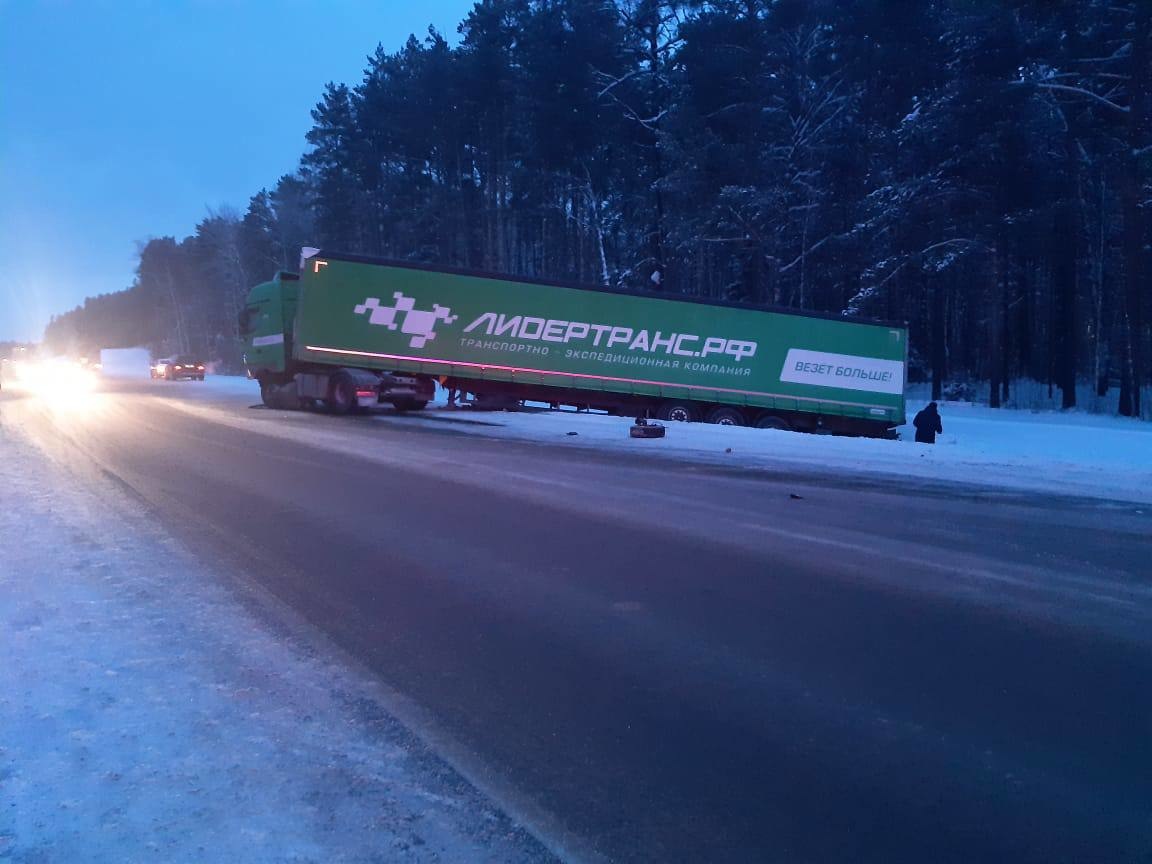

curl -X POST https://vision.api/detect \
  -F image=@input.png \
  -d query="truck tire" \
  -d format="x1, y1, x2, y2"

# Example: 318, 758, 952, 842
630, 421, 666, 439
657, 401, 698, 423
755, 413, 791, 431
260, 378, 297, 410
706, 407, 745, 426
259, 379, 277, 408
326, 373, 357, 415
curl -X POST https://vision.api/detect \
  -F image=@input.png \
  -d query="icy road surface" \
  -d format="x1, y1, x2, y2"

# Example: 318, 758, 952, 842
4, 376, 1151, 863
0, 428, 552, 863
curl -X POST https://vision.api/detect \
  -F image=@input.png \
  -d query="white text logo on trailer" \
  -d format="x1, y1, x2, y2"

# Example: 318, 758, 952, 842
779, 349, 904, 395
354, 293, 459, 348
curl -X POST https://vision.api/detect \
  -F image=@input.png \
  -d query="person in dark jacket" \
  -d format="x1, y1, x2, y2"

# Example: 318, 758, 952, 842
913, 401, 943, 444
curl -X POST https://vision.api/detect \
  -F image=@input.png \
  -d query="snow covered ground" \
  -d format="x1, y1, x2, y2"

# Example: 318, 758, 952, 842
176, 375, 1152, 505
0, 427, 551, 863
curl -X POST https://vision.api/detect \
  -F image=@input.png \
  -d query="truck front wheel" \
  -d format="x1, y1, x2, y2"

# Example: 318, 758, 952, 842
260, 378, 297, 410
657, 401, 698, 423
326, 373, 357, 415
259, 379, 277, 408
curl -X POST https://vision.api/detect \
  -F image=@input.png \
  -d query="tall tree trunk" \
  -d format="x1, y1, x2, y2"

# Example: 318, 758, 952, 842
163, 267, 189, 356
1053, 198, 1078, 410
584, 169, 611, 286
1120, 3, 1150, 416
643, 2, 667, 289
930, 270, 946, 401
1094, 173, 1108, 397
1001, 273, 1011, 405
989, 243, 1003, 408
485, 156, 497, 271
1016, 257, 1033, 381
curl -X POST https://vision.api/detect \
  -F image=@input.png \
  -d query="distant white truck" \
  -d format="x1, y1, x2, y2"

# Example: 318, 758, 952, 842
99, 347, 152, 379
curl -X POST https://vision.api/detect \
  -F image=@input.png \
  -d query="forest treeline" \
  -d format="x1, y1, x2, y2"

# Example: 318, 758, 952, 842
44, 0, 1152, 415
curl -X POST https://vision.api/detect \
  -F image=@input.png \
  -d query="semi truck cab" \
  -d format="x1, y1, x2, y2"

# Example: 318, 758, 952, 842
241, 271, 297, 375
240, 270, 434, 413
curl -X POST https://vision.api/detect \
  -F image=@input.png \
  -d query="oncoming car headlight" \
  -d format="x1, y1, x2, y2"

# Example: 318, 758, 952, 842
12, 359, 99, 399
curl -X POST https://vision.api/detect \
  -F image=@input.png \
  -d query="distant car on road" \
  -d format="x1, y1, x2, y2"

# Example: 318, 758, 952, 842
152, 356, 206, 381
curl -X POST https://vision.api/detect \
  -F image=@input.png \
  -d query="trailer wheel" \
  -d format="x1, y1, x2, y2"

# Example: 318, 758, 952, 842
657, 401, 698, 423
754, 414, 791, 431
326, 373, 356, 415
706, 407, 746, 426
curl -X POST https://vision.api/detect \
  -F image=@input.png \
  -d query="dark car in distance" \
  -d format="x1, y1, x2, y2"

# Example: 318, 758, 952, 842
152, 356, 206, 381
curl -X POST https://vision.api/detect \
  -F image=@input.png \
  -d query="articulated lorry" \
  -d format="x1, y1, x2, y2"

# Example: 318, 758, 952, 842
241, 249, 907, 436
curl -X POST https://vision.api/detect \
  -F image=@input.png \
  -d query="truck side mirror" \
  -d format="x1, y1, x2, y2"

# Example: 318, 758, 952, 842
238, 307, 253, 335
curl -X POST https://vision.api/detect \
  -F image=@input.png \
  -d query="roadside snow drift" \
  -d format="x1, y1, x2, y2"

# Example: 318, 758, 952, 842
172, 377, 1151, 505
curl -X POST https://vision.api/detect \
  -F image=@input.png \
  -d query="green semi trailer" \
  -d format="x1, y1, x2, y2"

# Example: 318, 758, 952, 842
241, 249, 907, 436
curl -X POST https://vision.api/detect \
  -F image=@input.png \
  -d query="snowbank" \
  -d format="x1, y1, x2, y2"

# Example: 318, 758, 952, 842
0, 430, 550, 863
907, 380, 1152, 421
178, 377, 1152, 504
388, 399, 1152, 503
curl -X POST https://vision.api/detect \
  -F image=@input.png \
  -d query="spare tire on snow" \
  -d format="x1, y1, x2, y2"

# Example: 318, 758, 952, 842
630, 418, 666, 439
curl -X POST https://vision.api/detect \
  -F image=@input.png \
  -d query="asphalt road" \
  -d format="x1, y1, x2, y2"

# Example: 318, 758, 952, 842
5, 379, 1151, 863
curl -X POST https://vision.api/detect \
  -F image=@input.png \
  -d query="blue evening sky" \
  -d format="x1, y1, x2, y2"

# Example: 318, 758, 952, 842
0, 0, 474, 342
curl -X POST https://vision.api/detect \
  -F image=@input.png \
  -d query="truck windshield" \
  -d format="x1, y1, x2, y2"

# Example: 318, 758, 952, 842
238, 306, 257, 335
